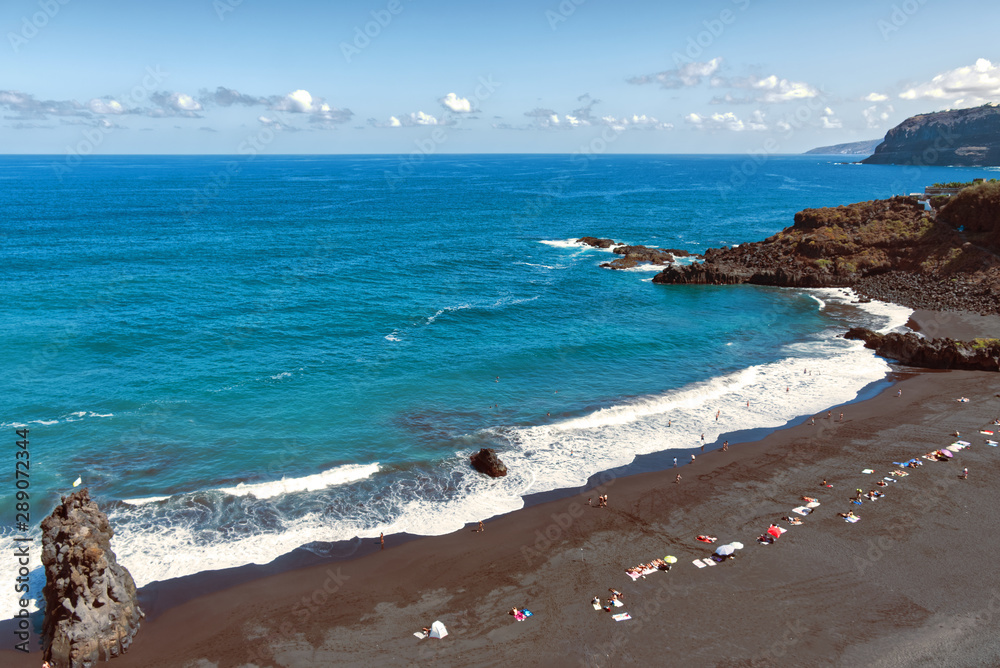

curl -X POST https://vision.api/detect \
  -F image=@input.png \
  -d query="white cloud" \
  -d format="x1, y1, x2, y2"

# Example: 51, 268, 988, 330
863, 104, 894, 129
686, 110, 765, 132
88, 98, 124, 115
899, 58, 1000, 105
440, 93, 472, 113
749, 76, 818, 103
601, 114, 672, 131
272, 89, 316, 113
628, 58, 723, 88
368, 111, 450, 128
864, 92, 889, 102
820, 107, 842, 129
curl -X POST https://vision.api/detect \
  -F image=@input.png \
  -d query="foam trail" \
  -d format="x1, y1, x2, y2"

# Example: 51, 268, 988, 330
809, 294, 826, 309
216, 462, 380, 499
121, 495, 171, 506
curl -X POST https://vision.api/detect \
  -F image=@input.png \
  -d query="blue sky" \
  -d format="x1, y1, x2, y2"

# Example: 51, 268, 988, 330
2, 0, 999, 154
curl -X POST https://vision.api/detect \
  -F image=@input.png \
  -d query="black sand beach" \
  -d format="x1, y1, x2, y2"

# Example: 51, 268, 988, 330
6, 311, 1000, 668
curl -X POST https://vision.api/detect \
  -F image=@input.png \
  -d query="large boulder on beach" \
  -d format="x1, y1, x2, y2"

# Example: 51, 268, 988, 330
470, 448, 507, 477
844, 328, 1000, 371
41, 488, 144, 668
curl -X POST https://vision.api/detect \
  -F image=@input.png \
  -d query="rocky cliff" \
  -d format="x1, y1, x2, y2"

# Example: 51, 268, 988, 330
805, 139, 882, 156
861, 104, 1000, 166
652, 184, 1000, 315
41, 488, 144, 668
844, 328, 1000, 371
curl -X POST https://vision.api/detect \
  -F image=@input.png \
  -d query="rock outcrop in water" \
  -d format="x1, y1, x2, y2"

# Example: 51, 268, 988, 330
470, 448, 507, 478
652, 185, 1000, 315
41, 488, 144, 667
861, 103, 1000, 166
576, 236, 700, 270
844, 328, 1000, 371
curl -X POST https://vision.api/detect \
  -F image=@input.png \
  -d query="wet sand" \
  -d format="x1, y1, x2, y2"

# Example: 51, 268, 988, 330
5, 314, 1000, 667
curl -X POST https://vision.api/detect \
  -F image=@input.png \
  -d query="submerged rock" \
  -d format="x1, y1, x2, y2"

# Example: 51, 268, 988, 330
41, 488, 144, 668
470, 448, 508, 477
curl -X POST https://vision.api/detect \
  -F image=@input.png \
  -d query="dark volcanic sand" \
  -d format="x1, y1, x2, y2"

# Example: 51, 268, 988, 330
5, 316, 1000, 668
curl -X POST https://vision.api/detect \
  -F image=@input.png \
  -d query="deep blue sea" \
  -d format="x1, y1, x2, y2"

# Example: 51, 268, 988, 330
2, 154, 997, 618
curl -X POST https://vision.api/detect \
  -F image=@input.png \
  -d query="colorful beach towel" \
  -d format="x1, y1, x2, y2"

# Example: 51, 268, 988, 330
612, 613, 632, 621
792, 506, 812, 516
862, 469, 874, 474
987, 440, 998, 447
981, 430, 994, 435
845, 516, 860, 523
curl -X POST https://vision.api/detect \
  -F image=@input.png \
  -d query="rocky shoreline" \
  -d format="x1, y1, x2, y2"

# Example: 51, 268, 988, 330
844, 328, 1000, 371
576, 236, 701, 271
648, 185, 1000, 316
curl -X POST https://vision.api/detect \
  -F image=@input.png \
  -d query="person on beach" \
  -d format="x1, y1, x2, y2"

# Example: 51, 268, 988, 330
673, 457, 678, 467
380, 532, 384, 550
897, 389, 902, 397
827, 411, 832, 419
716, 411, 720, 421
961, 468, 969, 479
839, 412, 844, 422
675, 474, 681, 483
478, 520, 484, 533
691, 454, 696, 462
810, 417, 815, 425
722, 441, 728, 452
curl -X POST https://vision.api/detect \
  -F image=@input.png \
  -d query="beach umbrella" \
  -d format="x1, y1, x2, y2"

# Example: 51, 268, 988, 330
939, 450, 953, 458
663, 555, 678, 564
428, 621, 448, 639
766, 526, 782, 539
730, 542, 744, 550
714, 544, 736, 556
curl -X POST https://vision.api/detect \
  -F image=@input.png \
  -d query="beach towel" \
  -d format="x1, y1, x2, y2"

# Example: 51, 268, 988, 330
693, 559, 707, 568
414, 632, 428, 639
514, 611, 526, 621
862, 469, 874, 474
987, 440, 998, 446
981, 430, 994, 435
612, 613, 632, 621
852, 500, 863, 505
958, 440, 971, 446
592, 601, 602, 610
947, 444, 964, 452
792, 506, 812, 516
627, 571, 642, 581
612, 599, 624, 608
845, 516, 860, 523
883, 477, 897, 482
806, 501, 820, 508
776, 527, 787, 535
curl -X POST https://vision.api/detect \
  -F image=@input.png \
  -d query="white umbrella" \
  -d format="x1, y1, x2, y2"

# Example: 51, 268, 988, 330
714, 544, 736, 556
730, 541, 744, 550
429, 620, 448, 639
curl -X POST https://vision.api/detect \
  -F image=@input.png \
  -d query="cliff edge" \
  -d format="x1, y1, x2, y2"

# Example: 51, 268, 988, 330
861, 104, 1000, 166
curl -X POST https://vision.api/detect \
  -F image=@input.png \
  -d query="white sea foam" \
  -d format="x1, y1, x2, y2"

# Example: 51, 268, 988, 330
216, 462, 380, 500
88, 412, 114, 418
32, 420, 57, 425
809, 294, 826, 309
621, 263, 668, 272
121, 495, 171, 506
270, 372, 292, 380
426, 303, 472, 325
514, 261, 561, 270
385, 331, 402, 342
539, 238, 618, 254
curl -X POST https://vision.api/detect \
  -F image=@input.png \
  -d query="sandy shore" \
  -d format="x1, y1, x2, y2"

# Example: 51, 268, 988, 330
5, 313, 1000, 667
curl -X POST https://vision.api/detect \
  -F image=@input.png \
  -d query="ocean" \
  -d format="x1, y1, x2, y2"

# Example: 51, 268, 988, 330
2, 154, 997, 619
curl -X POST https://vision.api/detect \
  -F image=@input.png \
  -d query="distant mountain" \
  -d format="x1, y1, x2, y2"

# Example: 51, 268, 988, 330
804, 139, 883, 155
862, 103, 1000, 166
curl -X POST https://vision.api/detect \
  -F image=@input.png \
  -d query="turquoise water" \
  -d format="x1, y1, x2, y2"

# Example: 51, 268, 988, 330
1, 154, 996, 617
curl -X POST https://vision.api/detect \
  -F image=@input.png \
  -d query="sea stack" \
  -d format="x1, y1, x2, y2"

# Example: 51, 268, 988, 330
470, 448, 508, 477
40, 488, 144, 667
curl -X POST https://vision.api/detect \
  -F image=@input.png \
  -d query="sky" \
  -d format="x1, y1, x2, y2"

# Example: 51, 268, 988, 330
2, 0, 999, 154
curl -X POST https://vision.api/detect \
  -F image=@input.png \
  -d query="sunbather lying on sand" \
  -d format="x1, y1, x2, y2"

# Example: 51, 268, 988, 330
696, 535, 717, 543
781, 515, 803, 525
801, 496, 818, 503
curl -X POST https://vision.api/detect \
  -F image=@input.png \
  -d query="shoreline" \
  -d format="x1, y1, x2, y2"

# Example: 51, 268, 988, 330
5, 309, 999, 666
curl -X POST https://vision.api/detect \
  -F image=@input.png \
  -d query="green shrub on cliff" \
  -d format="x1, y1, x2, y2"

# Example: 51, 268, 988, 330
938, 180, 1000, 239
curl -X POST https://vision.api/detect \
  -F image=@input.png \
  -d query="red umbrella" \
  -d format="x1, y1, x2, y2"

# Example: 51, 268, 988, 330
766, 525, 782, 539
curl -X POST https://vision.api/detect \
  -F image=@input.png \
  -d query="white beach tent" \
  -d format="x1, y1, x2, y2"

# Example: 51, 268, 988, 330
429, 620, 448, 639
